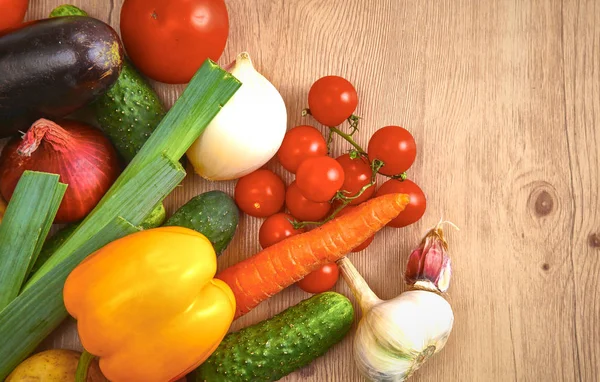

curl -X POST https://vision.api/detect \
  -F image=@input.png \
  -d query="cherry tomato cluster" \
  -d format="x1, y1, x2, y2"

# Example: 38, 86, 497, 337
234, 75, 426, 294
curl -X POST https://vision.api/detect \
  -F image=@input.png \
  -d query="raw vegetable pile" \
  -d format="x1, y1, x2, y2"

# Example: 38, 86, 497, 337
0, 1, 456, 382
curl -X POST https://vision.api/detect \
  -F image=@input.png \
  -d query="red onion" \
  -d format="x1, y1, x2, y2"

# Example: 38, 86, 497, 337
0, 118, 121, 223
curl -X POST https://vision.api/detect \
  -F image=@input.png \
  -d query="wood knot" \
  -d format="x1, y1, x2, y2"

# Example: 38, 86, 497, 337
534, 190, 554, 216
528, 184, 556, 218
541, 263, 550, 271
588, 233, 600, 249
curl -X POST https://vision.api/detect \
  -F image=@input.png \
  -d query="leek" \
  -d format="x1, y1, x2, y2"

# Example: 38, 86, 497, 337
0, 60, 240, 378
0, 171, 66, 310
0, 217, 140, 375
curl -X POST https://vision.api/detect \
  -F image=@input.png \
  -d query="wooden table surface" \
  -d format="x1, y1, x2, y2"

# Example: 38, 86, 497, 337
26, 0, 599, 381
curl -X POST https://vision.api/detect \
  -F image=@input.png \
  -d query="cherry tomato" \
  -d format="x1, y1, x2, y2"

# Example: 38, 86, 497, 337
120, 0, 229, 84
285, 181, 331, 221
277, 125, 327, 173
367, 126, 417, 176
259, 213, 304, 249
308, 76, 358, 127
337, 206, 375, 252
376, 179, 426, 227
296, 156, 345, 202
0, 0, 28, 31
297, 263, 340, 294
234, 170, 285, 218
336, 154, 375, 205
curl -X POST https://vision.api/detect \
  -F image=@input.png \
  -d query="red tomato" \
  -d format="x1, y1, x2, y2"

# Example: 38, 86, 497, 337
259, 213, 304, 249
308, 76, 358, 127
0, 0, 28, 31
285, 181, 331, 221
120, 0, 229, 84
297, 263, 340, 294
296, 156, 345, 202
337, 206, 375, 252
277, 125, 327, 173
367, 126, 417, 176
336, 154, 375, 205
376, 179, 426, 227
234, 170, 285, 218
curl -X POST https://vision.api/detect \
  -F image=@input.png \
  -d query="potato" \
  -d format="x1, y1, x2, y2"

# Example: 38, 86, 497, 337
6, 349, 108, 382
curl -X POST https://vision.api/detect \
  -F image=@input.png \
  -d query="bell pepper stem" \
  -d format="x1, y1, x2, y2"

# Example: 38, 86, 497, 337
75, 350, 94, 382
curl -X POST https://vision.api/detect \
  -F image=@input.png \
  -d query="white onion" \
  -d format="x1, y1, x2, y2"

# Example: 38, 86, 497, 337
186, 52, 287, 181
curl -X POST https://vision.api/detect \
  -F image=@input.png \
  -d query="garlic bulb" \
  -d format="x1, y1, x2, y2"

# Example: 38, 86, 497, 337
337, 222, 455, 381
186, 52, 287, 180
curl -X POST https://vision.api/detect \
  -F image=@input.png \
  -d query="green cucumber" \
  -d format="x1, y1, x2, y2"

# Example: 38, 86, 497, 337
93, 61, 166, 162
193, 292, 354, 382
50, 5, 166, 163
139, 202, 166, 230
164, 191, 238, 255
49, 5, 88, 17
28, 225, 77, 278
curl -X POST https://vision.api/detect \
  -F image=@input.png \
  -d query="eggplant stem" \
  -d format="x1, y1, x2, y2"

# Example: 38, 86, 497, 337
337, 257, 381, 313
75, 350, 94, 382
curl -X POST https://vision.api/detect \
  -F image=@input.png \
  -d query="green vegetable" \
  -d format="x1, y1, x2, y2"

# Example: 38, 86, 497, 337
29, 201, 165, 278
29, 225, 77, 278
94, 62, 167, 162
140, 203, 166, 230
49, 4, 87, 17
50, 4, 166, 163
0, 172, 66, 310
164, 191, 239, 254
193, 292, 354, 382
0, 60, 240, 379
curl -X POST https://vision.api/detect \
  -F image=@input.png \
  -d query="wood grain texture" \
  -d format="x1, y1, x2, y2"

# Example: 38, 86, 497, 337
21, 0, 599, 380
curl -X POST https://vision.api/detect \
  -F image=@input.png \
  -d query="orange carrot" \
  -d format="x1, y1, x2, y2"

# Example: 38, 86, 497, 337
217, 193, 410, 319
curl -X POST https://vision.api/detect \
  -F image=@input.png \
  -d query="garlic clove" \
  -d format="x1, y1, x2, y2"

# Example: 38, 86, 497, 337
405, 225, 452, 293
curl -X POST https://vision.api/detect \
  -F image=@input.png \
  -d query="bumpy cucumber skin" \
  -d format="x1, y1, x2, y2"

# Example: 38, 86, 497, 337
164, 191, 239, 255
93, 62, 166, 162
51, 5, 166, 163
193, 292, 354, 382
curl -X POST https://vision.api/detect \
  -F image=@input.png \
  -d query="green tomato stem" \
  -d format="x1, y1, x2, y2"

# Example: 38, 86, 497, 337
292, 160, 384, 230
384, 172, 408, 181
293, 114, 408, 229
327, 129, 334, 155
75, 350, 94, 382
329, 126, 367, 155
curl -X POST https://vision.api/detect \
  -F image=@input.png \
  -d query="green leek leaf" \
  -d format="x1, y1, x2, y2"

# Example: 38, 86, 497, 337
0, 216, 140, 376
0, 172, 66, 310
26, 155, 185, 286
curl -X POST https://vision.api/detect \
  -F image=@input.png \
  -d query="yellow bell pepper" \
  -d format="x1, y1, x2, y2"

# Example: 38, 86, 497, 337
63, 227, 235, 382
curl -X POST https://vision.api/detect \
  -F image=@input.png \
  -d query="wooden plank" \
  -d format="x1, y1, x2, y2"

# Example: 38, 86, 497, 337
17, 0, 599, 381
562, 1, 600, 381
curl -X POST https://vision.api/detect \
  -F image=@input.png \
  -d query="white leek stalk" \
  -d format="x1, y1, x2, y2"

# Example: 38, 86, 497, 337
337, 222, 455, 381
186, 52, 287, 180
